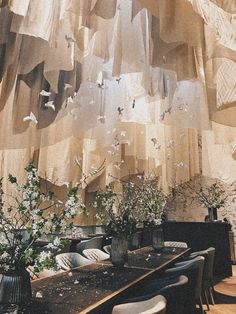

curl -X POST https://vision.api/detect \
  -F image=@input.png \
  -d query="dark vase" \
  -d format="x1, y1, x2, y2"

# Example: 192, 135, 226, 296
128, 231, 142, 250
0, 268, 32, 304
141, 227, 153, 247
110, 236, 128, 267
152, 227, 164, 251
208, 207, 218, 221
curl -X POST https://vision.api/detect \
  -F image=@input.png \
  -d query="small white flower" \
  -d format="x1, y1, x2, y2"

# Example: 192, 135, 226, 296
53, 237, 61, 247
36, 291, 43, 298
1, 252, 9, 259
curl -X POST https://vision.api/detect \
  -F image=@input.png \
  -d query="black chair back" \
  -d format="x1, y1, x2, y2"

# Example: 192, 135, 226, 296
123, 275, 190, 314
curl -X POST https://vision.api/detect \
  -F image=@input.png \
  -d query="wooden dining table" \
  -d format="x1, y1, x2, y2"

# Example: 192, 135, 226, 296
19, 246, 190, 314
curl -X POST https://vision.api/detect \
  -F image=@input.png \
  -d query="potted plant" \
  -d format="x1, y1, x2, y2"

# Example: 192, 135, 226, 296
94, 183, 137, 267
0, 162, 87, 304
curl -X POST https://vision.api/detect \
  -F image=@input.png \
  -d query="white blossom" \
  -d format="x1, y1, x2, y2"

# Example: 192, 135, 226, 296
0, 252, 10, 260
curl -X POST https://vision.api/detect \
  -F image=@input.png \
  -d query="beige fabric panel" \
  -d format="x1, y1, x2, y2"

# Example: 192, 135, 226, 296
211, 0, 236, 13
8, 0, 30, 16
189, 0, 236, 50
0, 0, 236, 224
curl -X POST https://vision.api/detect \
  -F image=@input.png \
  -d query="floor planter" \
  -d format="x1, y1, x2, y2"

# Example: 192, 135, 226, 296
0, 268, 32, 304
110, 236, 128, 268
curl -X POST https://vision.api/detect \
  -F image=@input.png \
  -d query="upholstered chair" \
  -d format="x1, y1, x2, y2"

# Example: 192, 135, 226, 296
55, 252, 92, 270
164, 241, 188, 248
75, 236, 104, 254
165, 256, 205, 314
82, 248, 110, 261
112, 295, 167, 314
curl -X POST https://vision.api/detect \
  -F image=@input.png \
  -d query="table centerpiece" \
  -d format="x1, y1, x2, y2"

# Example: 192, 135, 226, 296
131, 174, 168, 250
94, 182, 137, 267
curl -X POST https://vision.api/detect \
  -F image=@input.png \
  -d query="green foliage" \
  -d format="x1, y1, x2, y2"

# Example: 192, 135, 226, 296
8, 174, 17, 184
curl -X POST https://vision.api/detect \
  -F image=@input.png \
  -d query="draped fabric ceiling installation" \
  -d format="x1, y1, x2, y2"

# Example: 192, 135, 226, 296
0, 0, 236, 202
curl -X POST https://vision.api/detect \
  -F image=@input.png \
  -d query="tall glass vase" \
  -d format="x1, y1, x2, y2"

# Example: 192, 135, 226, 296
110, 236, 128, 268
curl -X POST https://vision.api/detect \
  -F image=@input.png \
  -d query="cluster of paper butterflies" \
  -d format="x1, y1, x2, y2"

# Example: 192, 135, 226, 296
23, 77, 185, 171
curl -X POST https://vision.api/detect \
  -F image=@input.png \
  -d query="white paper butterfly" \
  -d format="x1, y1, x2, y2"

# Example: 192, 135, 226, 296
45, 101, 55, 111
40, 90, 51, 97
64, 83, 72, 90
23, 112, 38, 124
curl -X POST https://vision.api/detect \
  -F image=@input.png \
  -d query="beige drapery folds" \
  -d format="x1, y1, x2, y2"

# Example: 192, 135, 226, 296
0, 0, 236, 216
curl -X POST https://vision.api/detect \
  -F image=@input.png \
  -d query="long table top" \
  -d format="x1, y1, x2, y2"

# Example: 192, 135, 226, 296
23, 246, 190, 314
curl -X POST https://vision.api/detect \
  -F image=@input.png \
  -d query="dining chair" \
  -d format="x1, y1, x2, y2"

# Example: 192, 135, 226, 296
82, 248, 110, 261
189, 247, 216, 305
103, 244, 111, 254
205, 247, 215, 304
55, 252, 92, 270
122, 275, 190, 314
164, 241, 188, 248
27, 266, 64, 280
165, 256, 205, 314
175, 251, 210, 310
112, 294, 167, 314
75, 236, 104, 254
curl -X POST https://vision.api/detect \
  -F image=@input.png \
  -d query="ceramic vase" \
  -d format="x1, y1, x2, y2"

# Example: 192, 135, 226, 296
0, 268, 32, 304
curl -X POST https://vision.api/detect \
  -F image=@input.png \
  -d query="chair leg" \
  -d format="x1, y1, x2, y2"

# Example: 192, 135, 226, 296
204, 289, 210, 311
209, 286, 215, 305
199, 296, 205, 314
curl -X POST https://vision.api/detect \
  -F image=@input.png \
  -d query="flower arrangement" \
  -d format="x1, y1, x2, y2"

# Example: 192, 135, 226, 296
193, 182, 226, 211
133, 174, 168, 227
94, 174, 168, 236
0, 162, 87, 273
192, 181, 227, 221
173, 178, 227, 220
94, 183, 137, 238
